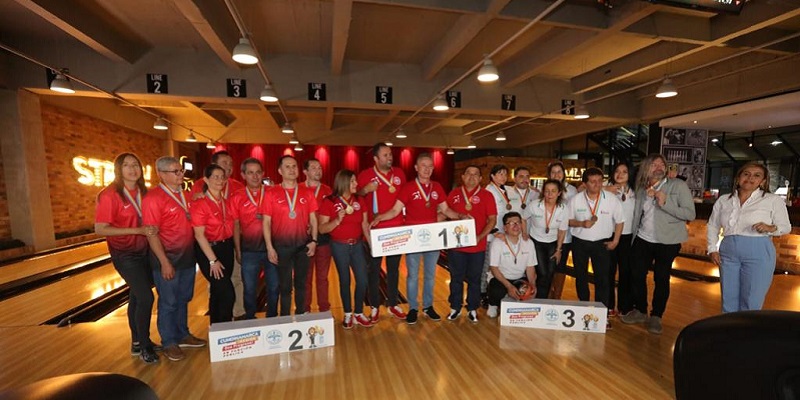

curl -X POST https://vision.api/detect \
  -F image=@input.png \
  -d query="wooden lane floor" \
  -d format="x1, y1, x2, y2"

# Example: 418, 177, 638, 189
2, 255, 800, 399
0, 242, 109, 285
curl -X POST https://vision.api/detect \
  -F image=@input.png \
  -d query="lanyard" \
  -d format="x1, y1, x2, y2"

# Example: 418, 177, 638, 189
514, 187, 529, 209
283, 184, 299, 219
461, 186, 479, 211
206, 190, 227, 221
491, 182, 511, 210
122, 187, 142, 220
415, 178, 432, 207
544, 202, 556, 234
245, 186, 264, 209
585, 192, 601, 221
159, 183, 190, 220
503, 237, 521, 264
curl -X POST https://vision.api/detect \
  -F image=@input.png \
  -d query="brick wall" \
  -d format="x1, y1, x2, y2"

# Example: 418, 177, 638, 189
454, 156, 593, 189
41, 104, 164, 237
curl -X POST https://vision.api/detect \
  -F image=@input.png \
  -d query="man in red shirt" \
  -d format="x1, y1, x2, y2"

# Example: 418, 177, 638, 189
300, 158, 333, 313
445, 165, 497, 323
357, 143, 407, 322
261, 155, 319, 316
230, 158, 279, 318
143, 156, 206, 362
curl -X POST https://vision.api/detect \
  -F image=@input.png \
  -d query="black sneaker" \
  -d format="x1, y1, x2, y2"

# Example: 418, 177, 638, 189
467, 310, 478, 323
406, 309, 418, 325
140, 346, 159, 364
423, 307, 441, 321
447, 308, 460, 321
131, 342, 141, 356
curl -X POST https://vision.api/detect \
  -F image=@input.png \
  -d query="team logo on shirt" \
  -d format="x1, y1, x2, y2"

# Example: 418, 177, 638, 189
392, 176, 401, 185
471, 195, 481, 204
431, 191, 439, 200
412, 191, 422, 200
352, 202, 361, 211
299, 198, 307, 204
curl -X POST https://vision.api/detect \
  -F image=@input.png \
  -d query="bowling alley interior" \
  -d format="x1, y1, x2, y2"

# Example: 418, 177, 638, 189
1, 0, 800, 398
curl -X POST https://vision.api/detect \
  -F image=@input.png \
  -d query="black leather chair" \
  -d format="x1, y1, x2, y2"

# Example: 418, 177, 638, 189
673, 311, 800, 400
0, 372, 158, 400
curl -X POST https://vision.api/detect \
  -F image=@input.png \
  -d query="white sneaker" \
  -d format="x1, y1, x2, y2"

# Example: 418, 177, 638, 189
487, 305, 498, 319
468, 310, 478, 323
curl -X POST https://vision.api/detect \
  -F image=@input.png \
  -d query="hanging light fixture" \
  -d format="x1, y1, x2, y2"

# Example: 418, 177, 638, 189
49, 71, 75, 94
289, 136, 299, 144
294, 142, 304, 152
395, 128, 407, 139
206, 142, 216, 149
655, 77, 678, 98
260, 84, 278, 102
496, 131, 507, 141
153, 117, 169, 130
446, 148, 455, 155
477, 59, 499, 83
186, 131, 197, 142
467, 141, 477, 149
574, 104, 590, 120
232, 38, 258, 65
281, 122, 294, 134
433, 95, 449, 111
385, 141, 393, 146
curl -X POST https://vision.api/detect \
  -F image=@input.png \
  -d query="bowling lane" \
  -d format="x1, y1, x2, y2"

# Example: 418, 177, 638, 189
0, 242, 109, 285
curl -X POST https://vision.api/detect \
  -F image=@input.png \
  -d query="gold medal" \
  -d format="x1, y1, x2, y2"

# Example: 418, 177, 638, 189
425, 201, 431, 208
345, 205, 354, 214
465, 203, 472, 211
388, 185, 396, 193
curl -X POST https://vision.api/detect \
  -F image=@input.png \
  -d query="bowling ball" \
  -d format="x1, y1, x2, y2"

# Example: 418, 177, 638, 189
514, 280, 535, 301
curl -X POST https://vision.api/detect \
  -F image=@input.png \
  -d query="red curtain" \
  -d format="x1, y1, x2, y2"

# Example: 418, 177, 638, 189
197, 144, 454, 190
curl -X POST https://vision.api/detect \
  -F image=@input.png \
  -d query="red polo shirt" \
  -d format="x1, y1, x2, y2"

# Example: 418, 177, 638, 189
229, 186, 267, 253
190, 194, 234, 242
357, 166, 406, 228
260, 184, 318, 248
446, 186, 497, 253
319, 196, 367, 242
95, 186, 148, 257
396, 179, 446, 225
142, 185, 195, 269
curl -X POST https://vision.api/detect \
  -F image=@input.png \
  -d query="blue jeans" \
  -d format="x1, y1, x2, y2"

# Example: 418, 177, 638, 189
241, 251, 280, 318
719, 235, 776, 313
405, 250, 439, 310
152, 266, 195, 347
331, 241, 369, 314
447, 250, 484, 312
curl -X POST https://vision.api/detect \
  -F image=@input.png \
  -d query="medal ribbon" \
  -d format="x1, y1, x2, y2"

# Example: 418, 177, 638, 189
373, 166, 395, 192
503, 237, 521, 264
206, 190, 227, 221
415, 178, 431, 204
283, 184, 298, 216
461, 186, 479, 210
544, 202, 555, 233
223, 181, 230, 199
159, 183, 189, 214
586, 192, 601, 219
339, 195, 353, 211
514, 187, 529, 206
245, 186, 264, 209
491, 182, 511, 208
122, 187, 143, 220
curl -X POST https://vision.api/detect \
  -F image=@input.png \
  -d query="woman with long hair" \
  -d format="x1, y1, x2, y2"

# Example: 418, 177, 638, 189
319, 169, 373, 329
528, 179, 568, 298
95, 152, 159, 364
604, 162, 636, 317
707, 162, 790, 312
191, 164, 235, 323
547, 161, 578, 275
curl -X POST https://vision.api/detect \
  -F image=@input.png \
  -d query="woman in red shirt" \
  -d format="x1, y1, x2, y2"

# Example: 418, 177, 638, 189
95, 153, 159, 364
319, 170, 372, 329
191, 164, 235, 323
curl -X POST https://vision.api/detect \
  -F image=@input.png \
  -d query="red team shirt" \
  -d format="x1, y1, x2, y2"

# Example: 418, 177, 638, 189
190, 194, 234, 242
357, 166, 406, 228
446, 186, 498, 253
260, 185, 319, 248
142, 186, 195, 268
95, 186, 148, 257
300, 182, 333, 244
319, 196, 367, 242
396, 179, 446, 225
229, 186, 267, 253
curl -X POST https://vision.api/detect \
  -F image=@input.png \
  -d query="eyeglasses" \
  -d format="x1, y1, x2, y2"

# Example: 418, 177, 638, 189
160, 169, 185, 175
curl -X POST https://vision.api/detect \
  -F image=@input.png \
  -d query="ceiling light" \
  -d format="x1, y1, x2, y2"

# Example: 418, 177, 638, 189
206, 142, 216, 149
153, 117, 169, 130
294, 143, 304, 152
711, 138, 719, 143
477, 59, 499, 83
395, 128, 407, 139
259, 84, 278, 102
655, 78, 678, 98
232, 38, 258, 65
186, 131, 197, 142
446, 148, 455, 155
385, 141, 393, 146
771, 140, 782, 146
289, 136, 299, 144
433, 95, 449, 111
496, 131, 506, 141
748, 141, 753, 148
281, 122, 294, 134
467, 141, 476, 149
49, 72, 75, 94
693, 120, 698, 124
574, 104, 590, 120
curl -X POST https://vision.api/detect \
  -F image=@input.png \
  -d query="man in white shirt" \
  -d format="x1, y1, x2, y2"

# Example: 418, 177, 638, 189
507, 166, 538, 239
487, 212, 537, 318
567, 167, 624, 315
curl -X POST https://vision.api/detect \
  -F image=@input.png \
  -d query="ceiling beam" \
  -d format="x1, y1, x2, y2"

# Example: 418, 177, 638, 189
325, 106, 336, 130
172, 0, 240, 69
13, 0, 148, 63
331, 0, 354, 75
183, 101, 236, 127
372, 109, 401, 132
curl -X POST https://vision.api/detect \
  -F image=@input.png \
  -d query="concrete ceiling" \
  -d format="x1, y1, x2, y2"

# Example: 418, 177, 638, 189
1, 0, 799, 153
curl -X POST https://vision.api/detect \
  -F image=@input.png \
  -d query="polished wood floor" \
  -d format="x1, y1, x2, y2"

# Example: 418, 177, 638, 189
1, 245, 799, 399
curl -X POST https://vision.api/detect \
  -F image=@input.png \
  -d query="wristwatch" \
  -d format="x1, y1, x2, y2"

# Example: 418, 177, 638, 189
210, 259, 218, 266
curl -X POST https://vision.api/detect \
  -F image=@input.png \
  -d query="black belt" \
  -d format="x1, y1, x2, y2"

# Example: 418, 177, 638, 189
209, 238, 232, 246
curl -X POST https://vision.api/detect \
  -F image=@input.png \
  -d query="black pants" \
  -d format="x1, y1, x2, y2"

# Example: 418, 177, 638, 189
557, 242, 572, 272
111, 253, 155, 346
488, 277, 527, 306
532, 239, 558, 299
571, 237, 611, 307
609, 233, 632, 312
367, 253, 401, 308
630, 237, 681, 317
276, 244, 310, 316
196, 240, 235, 323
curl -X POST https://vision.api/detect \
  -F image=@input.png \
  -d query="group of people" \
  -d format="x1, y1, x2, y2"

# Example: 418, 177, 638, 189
95, 145, 791, 365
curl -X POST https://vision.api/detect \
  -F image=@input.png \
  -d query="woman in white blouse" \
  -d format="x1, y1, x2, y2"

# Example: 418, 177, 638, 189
707, 162, 791, 313
604, 162, 636, 317
547, 161, 578, 276
528, 179, 569, 298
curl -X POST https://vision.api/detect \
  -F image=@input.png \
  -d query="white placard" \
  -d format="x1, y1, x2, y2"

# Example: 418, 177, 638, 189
369, 219, 477, 257
208, 312, 335, 362
500, 298, 607, 334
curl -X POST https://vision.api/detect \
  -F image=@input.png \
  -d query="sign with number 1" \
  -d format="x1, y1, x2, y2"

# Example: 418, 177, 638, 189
369, 219, 476, 257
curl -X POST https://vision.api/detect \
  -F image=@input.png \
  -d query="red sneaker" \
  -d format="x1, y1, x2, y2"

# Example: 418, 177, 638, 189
354, 313, 373, 327
388, 305, 407, 319
608, 309, 619, 318
370, 307, 380, 324
342, 314, 353, 330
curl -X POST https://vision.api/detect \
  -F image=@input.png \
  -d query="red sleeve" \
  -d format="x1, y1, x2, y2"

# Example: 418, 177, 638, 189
308, 191, 318, 213
142, 193, 161, 226
395, 182, 414, 206
483, 190, 498, 216
95, 188, 116, 224
357, 169, 372, 191
320, 198, 334, 218
190, 199, 209, 227
432, 182, 446, 206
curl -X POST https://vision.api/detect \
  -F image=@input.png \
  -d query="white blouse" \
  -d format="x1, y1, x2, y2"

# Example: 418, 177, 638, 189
706, 189, 791, 253
528, 200, 569, 243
